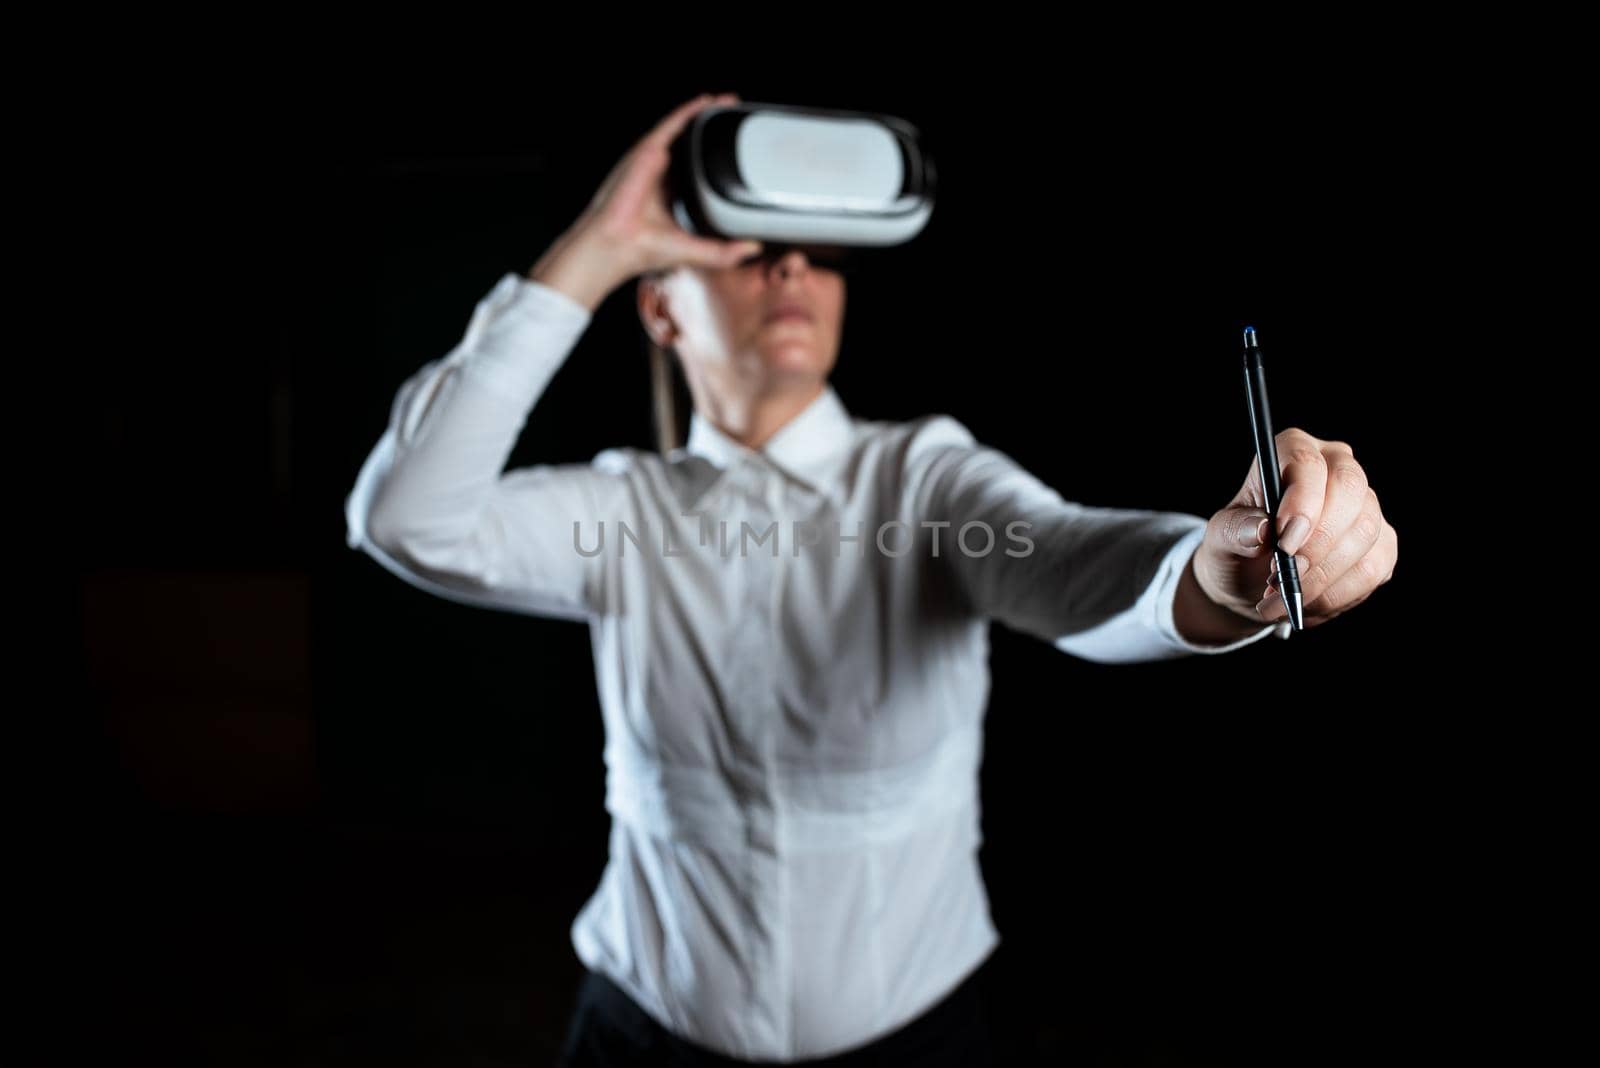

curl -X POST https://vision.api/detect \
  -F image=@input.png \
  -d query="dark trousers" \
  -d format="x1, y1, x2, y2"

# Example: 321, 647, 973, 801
555, 953, 996, 1067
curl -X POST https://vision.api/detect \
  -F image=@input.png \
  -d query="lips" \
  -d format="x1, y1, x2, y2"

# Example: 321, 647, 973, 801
765, 302, 814, 324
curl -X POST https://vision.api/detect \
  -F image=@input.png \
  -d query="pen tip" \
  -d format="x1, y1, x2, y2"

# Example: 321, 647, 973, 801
1243, 325, 1258, 347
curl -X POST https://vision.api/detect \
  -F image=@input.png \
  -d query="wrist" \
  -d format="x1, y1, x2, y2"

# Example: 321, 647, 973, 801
527, 226, 625, 313
1173, 550, 1269, 645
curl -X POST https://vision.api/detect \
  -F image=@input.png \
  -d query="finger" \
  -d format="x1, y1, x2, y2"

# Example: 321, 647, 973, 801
1274, 488, 1384, 601
640, 92, 724, 154
649, 231, 763, 270
1303, 520, 1397, 618
1272, 428, 1330, 557
610, 140, 674, 216
1267, 482, 1382, 585
1287, 445, 1369, 581
1209, 505, 1272, 557
613, 93, 739, 213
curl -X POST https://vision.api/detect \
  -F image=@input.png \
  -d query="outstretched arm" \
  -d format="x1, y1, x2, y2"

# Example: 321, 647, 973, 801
906, 415, 1290, 663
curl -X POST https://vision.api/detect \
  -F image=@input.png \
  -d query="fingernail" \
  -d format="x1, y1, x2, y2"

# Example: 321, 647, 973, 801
1240, 516, 1268, 549
1280, 516, 1311, 555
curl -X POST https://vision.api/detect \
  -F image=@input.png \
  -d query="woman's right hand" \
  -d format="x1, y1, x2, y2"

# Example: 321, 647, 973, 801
528, 92, 765, 312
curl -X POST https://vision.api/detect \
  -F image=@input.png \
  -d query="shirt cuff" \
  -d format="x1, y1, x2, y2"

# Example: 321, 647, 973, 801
449, 271, 594, 398
1151, 525, 1292, 654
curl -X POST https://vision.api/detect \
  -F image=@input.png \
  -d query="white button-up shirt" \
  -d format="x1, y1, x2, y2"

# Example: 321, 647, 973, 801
345, 271, 1290, 1062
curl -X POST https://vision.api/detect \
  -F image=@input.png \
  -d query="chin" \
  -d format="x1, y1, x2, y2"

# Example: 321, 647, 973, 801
761, 344, 829, 377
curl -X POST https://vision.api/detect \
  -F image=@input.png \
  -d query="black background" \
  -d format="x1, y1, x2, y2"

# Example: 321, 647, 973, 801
64, 56, 1497, 1066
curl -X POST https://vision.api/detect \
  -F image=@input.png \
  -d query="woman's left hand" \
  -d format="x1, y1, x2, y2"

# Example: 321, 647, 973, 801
1196, 428, 1398, 628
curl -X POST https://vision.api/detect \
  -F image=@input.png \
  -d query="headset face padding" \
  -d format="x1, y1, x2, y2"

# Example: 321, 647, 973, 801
733, 242, 860, 275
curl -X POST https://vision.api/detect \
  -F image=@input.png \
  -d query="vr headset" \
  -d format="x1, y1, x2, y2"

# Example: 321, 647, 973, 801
667, 100, 936, 273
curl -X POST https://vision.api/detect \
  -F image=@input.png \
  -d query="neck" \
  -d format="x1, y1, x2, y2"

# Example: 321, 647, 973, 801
690, 377, 826, 452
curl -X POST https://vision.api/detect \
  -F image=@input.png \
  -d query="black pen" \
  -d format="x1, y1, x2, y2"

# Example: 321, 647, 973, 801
1243, 326, 1305, 631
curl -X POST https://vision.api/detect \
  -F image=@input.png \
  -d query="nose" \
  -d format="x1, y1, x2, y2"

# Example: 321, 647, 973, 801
763, 245, 814, 280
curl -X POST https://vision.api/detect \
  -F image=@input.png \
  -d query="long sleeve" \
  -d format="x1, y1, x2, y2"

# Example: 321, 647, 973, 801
908, 415, 1290, 663
345, 271, 627, 622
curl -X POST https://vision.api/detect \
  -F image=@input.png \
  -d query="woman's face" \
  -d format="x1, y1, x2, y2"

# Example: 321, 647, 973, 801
646, 246, 848, 389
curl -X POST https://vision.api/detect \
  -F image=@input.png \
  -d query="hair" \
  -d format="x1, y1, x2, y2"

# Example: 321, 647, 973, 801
648, 337, 691, 456
643, 267, 692, 455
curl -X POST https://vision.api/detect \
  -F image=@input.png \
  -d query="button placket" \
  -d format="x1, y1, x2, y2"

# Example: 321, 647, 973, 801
718, 464, 773, 768
721, 462, 789, 1054
728, 465, 780, 764
762, 470, 797, 1057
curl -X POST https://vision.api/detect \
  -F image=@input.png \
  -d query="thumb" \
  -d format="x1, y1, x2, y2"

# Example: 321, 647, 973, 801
660, 234, 762, 270
1212, 506, 1272, 555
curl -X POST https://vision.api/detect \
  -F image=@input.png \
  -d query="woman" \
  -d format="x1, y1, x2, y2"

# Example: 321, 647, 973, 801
345, 92, 1396, 1066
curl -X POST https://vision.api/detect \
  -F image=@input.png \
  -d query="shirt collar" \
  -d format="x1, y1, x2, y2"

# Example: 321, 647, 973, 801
675, 383, 854, 512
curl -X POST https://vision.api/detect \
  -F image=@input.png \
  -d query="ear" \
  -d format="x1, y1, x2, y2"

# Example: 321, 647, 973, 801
636, 273, 679, 349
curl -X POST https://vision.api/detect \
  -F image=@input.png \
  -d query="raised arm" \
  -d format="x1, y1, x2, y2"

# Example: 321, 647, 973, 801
345, 273, 625, 621
347, 92, 765, 621
906, 415, 1290, 663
